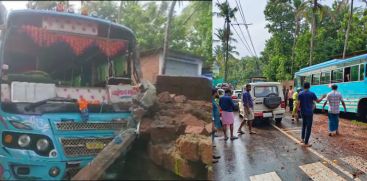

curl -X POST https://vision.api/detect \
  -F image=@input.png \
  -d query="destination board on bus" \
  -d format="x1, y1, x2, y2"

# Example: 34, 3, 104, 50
42, 17, 98, 36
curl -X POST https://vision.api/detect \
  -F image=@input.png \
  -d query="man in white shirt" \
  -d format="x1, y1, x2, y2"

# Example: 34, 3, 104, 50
322, 84, 347, 136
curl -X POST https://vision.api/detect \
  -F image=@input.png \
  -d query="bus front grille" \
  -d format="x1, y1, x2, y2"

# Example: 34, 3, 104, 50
56, 121, 127, 131
61, 137, 113, 157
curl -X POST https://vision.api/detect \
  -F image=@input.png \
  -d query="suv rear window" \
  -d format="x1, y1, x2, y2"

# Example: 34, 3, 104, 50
254, 86, 278, 97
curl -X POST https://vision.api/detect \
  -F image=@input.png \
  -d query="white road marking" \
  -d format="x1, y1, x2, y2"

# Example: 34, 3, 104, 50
284, 129, 301, 133
299, 162, 346, 181
341, 156, 367, 174
250, 171, 282, 181
271, 124, 361, 181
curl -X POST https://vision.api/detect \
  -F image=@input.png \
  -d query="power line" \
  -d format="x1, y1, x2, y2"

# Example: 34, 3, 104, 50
235, 0, 258, 57
231, 23, 254, 56
233, 15, 254, 56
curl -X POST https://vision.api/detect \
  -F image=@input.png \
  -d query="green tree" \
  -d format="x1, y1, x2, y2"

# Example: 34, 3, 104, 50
27, 1, 57, 10
215, 1, 238, 82
262, 0, 295, 81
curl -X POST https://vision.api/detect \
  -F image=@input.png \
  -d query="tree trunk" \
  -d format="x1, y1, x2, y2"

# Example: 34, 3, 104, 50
117, 1, 123, 24
162, 1, 176, 75
224, 17, 230, 83
291, 17, 300, 75
343, 0, 353, 59
309, 0, 317, 66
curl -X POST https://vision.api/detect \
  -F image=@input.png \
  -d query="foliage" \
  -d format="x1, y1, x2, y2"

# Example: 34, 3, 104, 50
262, 0, 367, 81
25, 1, 212, 66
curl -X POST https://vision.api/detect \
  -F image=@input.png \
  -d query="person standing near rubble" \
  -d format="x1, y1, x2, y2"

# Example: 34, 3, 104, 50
296, 82, 326, 147
219, 89, 238, 141
238, 84, 256, 134
211, 88, 221, 163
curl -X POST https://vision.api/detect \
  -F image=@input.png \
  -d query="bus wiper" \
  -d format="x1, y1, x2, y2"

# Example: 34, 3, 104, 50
24, 97, 77, 111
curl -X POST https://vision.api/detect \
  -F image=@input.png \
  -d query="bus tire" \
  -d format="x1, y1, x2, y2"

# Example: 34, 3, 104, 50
358, 99, 367, 123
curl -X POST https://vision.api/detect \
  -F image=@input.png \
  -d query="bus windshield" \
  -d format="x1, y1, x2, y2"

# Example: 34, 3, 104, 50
0, 11, 136, 114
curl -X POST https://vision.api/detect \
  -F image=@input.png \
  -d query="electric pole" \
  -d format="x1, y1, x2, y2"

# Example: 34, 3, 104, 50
236, 23, 261, 77
224, 2, 230, 83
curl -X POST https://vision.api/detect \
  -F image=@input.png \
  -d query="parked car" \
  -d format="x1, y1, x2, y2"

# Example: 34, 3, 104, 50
239, 82, 286, 123
231, 89, 242, 111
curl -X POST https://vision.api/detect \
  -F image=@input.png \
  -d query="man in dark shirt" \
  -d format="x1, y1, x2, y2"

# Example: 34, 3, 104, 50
296, 82, 326, 147
219, 89, 238, 140
238, 84, 256, 134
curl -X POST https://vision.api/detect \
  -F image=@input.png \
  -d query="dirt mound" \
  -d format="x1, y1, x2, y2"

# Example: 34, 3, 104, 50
140, 91, 212, 179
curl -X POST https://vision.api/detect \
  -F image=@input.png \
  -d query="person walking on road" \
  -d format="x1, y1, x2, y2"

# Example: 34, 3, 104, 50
291, 88, 302, 123
322, 84, 347, 136
288, 86, 294, 112
211, 88, 221, 163
219, 89, 238, 141
238, 84, 256, 134
296, 82, 326, 147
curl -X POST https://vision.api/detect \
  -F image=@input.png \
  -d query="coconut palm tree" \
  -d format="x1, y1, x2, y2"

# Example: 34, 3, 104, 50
161, 1, 177, 75
298, 0, 328, 66
343, 0, 354, 58
214, 1, 238, 82
291, 0, 303, 75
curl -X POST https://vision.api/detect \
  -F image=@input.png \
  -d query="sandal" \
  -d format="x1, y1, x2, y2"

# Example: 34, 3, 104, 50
249, 131, 256, 134
213, 155, 221, 159
224, 137, 229, 141
230, 136, 238, 141
237, 130, 245, 135
212, 160, 219, 164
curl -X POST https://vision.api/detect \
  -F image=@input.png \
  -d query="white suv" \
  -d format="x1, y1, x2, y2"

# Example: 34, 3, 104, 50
239, 82, 286, 123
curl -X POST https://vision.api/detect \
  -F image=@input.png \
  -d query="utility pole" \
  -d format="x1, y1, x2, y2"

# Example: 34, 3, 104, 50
236, 23, 261, 76
224, 1, 230, 83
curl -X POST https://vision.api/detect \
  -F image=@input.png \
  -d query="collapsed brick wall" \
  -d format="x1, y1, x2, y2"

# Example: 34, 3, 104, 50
156, 75, 211, 101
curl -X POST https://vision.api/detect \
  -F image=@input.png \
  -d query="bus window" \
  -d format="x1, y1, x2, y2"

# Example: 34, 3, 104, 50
305, 75, 312, 83
312, 74, 320, 85
350, 65, 359, 81
320, 72, 330, 84
332, 69, 343, 83
344, 67, 351, 82
360, 64, 365, 81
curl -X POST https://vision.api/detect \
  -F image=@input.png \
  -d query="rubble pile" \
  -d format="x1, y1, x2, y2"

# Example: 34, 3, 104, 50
136, 88, 212, 179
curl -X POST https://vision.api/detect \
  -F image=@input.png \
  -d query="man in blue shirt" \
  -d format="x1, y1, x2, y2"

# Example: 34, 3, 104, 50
296, 82, 326, 147
238, 84, 256, 134
219, 89, 238, 140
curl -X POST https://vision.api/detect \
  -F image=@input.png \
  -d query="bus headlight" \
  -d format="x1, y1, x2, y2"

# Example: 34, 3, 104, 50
36, 139, 49, 151
18, 135, 31, 147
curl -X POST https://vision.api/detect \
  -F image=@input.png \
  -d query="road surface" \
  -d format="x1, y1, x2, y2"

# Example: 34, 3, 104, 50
213, 112, 367, 181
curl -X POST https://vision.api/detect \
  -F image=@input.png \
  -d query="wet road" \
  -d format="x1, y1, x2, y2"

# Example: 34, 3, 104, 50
213, 112, 366, 181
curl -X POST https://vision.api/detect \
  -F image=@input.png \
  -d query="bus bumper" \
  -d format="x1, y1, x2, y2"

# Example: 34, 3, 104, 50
0, 157, 92, 180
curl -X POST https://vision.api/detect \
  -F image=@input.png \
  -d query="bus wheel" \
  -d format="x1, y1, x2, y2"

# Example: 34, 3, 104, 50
358, 100, 367, 123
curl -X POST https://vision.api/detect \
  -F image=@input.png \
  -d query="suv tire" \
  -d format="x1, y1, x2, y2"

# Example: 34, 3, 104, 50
264, 93, 281, 109
275, 118, 282, 123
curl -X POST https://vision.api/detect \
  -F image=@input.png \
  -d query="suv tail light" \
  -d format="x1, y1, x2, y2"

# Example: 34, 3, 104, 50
254, 112, 263, 117
281, 101, 286, 108
231, 95, 238, 99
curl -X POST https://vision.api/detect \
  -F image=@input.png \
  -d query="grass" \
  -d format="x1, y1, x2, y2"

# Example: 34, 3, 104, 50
351, 120, 367, 127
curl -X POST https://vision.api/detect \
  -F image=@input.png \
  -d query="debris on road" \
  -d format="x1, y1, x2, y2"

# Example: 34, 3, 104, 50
139, 91, 212, 179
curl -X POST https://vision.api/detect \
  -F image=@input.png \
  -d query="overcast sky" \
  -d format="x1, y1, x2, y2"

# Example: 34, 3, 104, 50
213, 0, 366, 59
